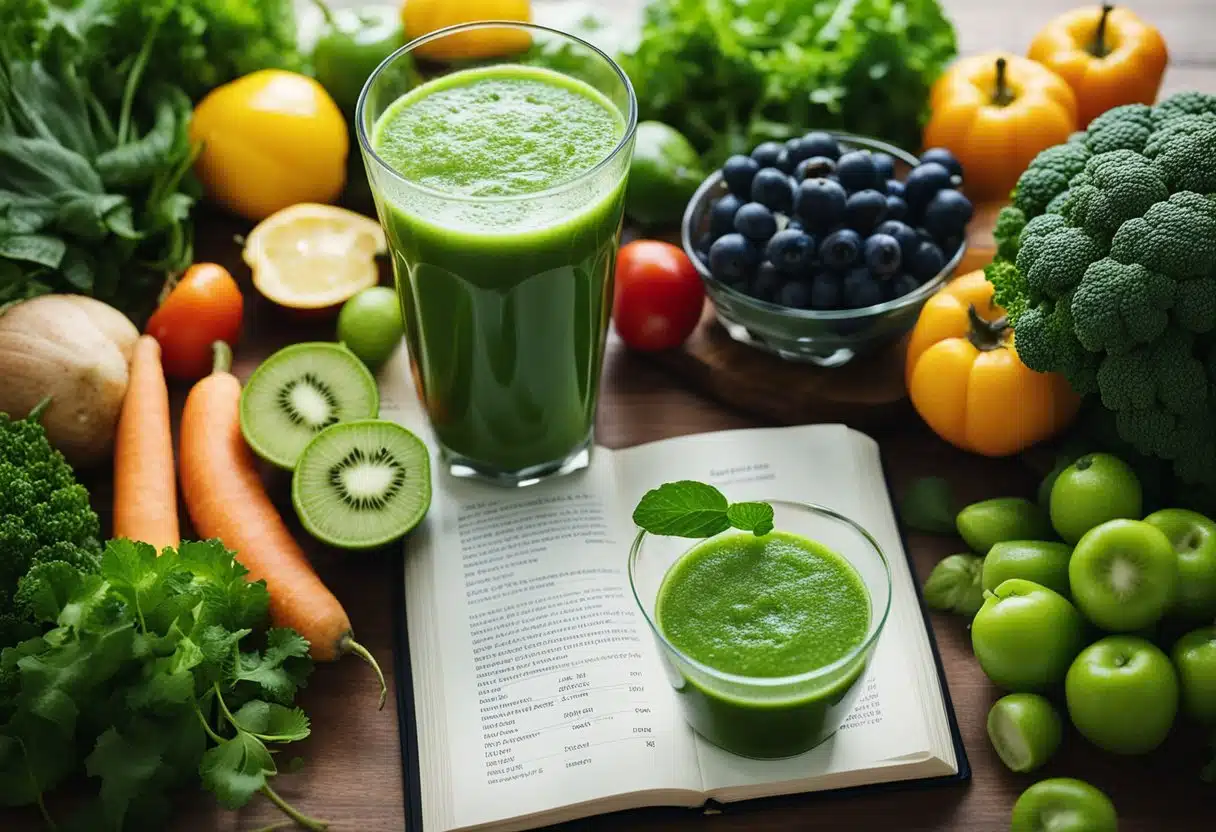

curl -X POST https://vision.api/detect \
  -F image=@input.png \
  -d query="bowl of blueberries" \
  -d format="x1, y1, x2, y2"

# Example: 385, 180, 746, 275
681, 131, 971, 367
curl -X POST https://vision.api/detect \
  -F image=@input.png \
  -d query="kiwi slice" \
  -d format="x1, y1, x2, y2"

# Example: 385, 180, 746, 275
240, 342, 380, 470
292, 419, 431, 549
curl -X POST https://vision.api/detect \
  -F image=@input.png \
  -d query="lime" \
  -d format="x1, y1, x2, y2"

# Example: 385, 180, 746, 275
337, 286, 405, 368
986, 693, 1062, 773
625, 121, 706, 228
1049, 453, 1142, 544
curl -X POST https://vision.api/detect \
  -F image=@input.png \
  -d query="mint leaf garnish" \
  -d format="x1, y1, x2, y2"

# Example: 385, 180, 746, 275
633, 481, 774, 538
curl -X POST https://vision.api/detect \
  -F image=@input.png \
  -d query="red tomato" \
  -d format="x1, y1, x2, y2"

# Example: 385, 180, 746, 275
612, 240, 705, 351
146, 263, 244, 379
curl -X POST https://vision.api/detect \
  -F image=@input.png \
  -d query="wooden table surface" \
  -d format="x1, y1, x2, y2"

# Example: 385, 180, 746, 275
8, 1, 1216, 830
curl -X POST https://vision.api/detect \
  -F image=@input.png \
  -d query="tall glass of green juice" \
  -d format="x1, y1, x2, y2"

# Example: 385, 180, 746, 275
629, 500, 892, 759
357, 23, 637, 486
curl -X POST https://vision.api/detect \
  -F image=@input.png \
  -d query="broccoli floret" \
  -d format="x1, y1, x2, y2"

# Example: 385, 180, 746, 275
1012, 298, 1100, 395
1153, 91, 1216, 127
986, 258, 1028, 324
1086, 104, 1156, 155
1012, 142, 1092, 219
1173, 279, 1216, 334
1063, 150, 1169, 242
1141, 114, 1216, 194
1070, 258, 1174, 353
1110, 191, 1216, 279
1044, 189, 1072, 215
992, 206, 1027, 263
1097, 331, 1208, 416
1016, 221, 1103, 300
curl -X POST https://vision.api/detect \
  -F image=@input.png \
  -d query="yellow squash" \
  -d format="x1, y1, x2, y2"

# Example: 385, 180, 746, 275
402, 0, 532, 62
905, 271, 1081, 458
190, 70, 349, 223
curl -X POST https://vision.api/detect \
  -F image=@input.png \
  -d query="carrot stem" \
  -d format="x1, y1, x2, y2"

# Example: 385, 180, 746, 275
212, 340, 233, 374
341, 635, 388, 710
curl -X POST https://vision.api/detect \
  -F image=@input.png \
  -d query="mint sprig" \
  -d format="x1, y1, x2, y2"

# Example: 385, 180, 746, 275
632, 481, 774, 538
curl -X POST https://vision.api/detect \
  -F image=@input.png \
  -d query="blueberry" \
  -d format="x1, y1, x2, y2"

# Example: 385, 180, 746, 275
775, 148, 795, 174
922, 188, 974, 241
874, 220, 920, 261
722, 155, 761, 199
845, 189, 887, 234
748, 261, 782, 302
751, 141, 783, 169
919, 147, 964, 180
819, 228, 863, 270
871, 153, 896, 182
797, 177, 847, 226
794, 156, 836, 181
885, 196, 908, 222
709, 233, 761, 282
941, 234, 963, 259
888, 273, 921, 300
734, 202, 778, 241
784, 136, 818, 168
765, 229, 817, 276
908, 241, 946, 281
842, 269, 883, 309
751, 168, 795, 213
778, 279, 815, 310
694, 249, 710, 270
836, 150, 880, 193
863, 233, 902, 277
903, 162, 953, 213
886, 179, 906, 199
709, 194, 741, 239
787, 219, 805, 231
809, 273, 842, 310
801, 131, 840, 161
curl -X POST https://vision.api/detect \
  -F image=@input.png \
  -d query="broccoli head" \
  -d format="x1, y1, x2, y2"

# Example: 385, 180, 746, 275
1016, 219, 1103, 300
1097, 330, 1208, 417
1085, 103, 1156, 155
1012, 297, 1100, 395
1110, 191, 1216, 279
1063, 150, 1169, 242
1011, 141, 1092, 219
992, 205, 1027, 262
1152, 90, 1216, 127
1142, 113, 1216, 194
1070, 258, 1174, 353
1173, 279, 1216, 335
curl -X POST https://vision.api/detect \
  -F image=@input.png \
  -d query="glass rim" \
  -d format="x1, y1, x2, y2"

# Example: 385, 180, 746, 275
354, 20, 639, 205
627, 499, 893, 689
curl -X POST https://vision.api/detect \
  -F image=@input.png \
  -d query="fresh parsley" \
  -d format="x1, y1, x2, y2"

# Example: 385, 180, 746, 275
0, 539, 327, 831
632, 481, 774, 538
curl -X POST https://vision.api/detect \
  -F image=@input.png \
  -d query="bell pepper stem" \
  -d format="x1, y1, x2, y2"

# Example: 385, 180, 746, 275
991, 57, 1015, 107
1091, 4, 1115, 58
966, 304, 1009, 352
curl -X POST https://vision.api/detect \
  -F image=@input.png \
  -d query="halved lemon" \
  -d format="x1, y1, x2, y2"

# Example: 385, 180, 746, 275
243, 203, 388, 310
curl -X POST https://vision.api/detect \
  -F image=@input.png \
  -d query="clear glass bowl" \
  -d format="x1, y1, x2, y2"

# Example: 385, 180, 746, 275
680, 133, 967, 367
628, 500, 892, 759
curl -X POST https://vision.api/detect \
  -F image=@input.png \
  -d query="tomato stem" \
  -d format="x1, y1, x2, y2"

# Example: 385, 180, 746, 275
211, 340, 233, 375
966, 304, 1009, 352
1091, 4, 1115, 58
991, 57, 1015, 107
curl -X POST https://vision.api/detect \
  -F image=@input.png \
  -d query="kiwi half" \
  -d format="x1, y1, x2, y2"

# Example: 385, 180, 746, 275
292, 419, 431, 549
240, 342, 380, 470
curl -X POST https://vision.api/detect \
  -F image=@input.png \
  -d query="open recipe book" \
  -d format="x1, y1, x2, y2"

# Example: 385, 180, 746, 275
376, 350, 968, 832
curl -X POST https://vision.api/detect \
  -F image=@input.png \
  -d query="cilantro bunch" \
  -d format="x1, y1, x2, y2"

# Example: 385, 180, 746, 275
0, 539, 326, 831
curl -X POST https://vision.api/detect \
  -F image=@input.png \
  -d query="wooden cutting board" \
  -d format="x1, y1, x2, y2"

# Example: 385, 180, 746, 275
647, 201, 1004, 430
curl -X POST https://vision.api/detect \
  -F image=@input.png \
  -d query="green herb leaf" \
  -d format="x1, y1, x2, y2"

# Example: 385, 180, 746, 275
84, 726, 165, 828
0, 233, 66, 268
199, 731, 275, 810
231, 700, 310, 743
232, 629, 312, 706
923, 553, 985, 618
0, 718, 77, 808
899, 477, 957, 535
178, 540, 270, 632
725, 502, 775, 536
632, 481, 731, 538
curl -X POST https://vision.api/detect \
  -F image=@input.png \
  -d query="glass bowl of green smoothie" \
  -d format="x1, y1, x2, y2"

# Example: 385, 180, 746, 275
628, 500, 892, 760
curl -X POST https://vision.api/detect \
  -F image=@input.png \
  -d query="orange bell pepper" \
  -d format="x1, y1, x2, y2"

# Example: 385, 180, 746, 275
403, 0, 532, 62
923, 53, 1078, 202
1028, 4, 1169, 128
905, 271, 1081, 458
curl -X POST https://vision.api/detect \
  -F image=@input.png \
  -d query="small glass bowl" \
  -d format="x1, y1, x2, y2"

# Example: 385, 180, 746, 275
680, 133, 967, 367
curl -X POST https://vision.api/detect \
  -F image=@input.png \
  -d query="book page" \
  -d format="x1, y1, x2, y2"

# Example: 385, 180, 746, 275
377, 350, 702, 832
612, 425, 935, 795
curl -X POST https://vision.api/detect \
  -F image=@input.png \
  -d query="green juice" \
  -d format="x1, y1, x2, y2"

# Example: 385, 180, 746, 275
655, 530, 872, 759
369, 64, 629, 476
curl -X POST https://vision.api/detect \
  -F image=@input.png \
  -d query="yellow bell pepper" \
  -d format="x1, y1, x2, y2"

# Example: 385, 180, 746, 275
402, 0, 532, 62
190, 70, 349, 223
905, 271, 1081, 457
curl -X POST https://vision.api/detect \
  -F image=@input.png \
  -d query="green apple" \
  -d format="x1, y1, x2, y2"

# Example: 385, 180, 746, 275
1068, 519, 1178, 631
1142, 508, 1216, 622
1171, 626, 1216, 727
1010, 778, 1118, 832
982, 541, 1073, 597
986, 693, 1062, 773
956, 497, 1051, 554
1065, 635, 1179, 755
1049, 453, 1142, 544
971, 579, 1086, 692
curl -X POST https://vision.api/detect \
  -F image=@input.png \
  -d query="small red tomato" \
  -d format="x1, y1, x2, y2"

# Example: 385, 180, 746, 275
612, 240, 705, 351
146, 263, 244, 379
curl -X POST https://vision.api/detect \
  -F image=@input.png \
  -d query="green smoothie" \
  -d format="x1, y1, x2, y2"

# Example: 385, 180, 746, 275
655, 530, 872, 758
368, 64, 630, 476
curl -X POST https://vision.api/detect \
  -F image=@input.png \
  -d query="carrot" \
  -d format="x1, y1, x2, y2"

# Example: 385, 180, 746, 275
179, 341, 386, 707
113, 335, 180, 551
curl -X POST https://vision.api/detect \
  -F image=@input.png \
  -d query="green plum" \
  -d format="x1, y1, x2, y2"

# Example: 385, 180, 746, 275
1010, 778, 1118, 832
1171, 626, 1216, 727
1142, 508, 1216, 622
1068, 519, 1178, 632
1049, 453, 1141, 544
337, 286, 405, 368
971, 578, 1086, 692
986, 693, 1062, 773
982, 541, 1073, 597
1065, 635, 1179, 755
956, 498, 1051, 554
